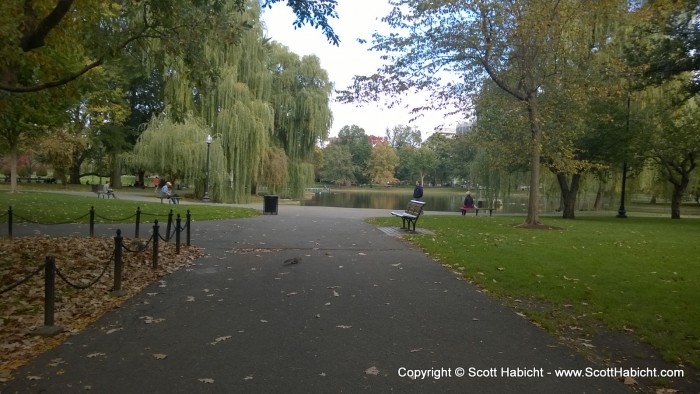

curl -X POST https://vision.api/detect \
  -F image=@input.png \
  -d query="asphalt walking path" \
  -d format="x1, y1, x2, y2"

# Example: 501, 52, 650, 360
1, 193, 630, 393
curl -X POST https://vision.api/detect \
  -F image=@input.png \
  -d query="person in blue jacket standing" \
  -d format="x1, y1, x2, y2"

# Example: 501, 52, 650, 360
413, 180, 423, 201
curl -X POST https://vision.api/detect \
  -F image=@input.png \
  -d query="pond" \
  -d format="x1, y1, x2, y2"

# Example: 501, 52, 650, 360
300, 187, 576, 214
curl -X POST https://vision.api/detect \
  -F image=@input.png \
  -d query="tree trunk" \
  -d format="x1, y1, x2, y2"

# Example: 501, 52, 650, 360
557, 172, 581, 219
525, 97, 542, 225
69, 148, 88, 184
136, 170, 145, 188
671, 184, 683, 219
111, 152, 121, 188
659, 155, 694, 219
593, 178, 605, 210
669, 172, 690, 219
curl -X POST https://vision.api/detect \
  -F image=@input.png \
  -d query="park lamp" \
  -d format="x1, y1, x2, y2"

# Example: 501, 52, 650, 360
203, 134, 212, 201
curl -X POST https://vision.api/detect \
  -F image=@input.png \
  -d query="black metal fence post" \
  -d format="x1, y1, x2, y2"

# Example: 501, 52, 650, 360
89, 206, 95, 237
33, 256, 63, 336
112, 229, 126, 297
8, 206, 12, 239
166, 209, 173, 242
186, 210, 191, 246
175, 214, 181, 254
152, 220, 159, 270
44, 256, 56, 327
135, 207, 141, 238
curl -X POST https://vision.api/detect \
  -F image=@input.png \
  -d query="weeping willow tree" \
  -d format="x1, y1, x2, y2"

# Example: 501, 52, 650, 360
133, 2, 332, 202
127, 114, 226, 198
267, 43, 333, 198
135, 2, 273, 203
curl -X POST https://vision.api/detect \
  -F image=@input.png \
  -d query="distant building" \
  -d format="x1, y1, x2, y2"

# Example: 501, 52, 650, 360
432, 126, 457, 138
456, 121, 475, 135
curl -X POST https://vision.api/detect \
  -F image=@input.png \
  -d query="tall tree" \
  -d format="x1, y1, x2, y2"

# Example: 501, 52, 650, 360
201, 3, 275, 202
0, 86, 73, 192
635, 81, 700, 219
385, 125, 421, 149
423, 133, 454, 185
0, 0, 340, 93
319, 144, 356, 185
340, 0, 626, 226
625, 1, 700, 96
365, 142, 399, 185
336, 125, 372, 185
129, 1, 335, 202
268, 43, 333, 198
401, 146, 438, 186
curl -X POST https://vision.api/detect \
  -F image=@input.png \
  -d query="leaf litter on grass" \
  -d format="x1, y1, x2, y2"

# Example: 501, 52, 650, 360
0, 236, 203, 383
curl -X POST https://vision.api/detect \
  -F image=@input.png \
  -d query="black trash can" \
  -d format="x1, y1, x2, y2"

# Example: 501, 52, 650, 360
263, 195, 278, 215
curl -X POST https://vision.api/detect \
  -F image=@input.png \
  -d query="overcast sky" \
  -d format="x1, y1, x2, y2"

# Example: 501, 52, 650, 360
261, 0, 465, 139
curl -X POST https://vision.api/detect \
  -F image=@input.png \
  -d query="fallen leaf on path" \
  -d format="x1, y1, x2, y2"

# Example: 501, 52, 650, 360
210, 336, 232, 345
365, 366, 379, 375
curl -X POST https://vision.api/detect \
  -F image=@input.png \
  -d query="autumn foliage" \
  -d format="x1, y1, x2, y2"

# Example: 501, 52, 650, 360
0, 236, 203, 383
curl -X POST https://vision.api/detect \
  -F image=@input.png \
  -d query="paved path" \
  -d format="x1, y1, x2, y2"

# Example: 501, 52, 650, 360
1, 197, 630, 393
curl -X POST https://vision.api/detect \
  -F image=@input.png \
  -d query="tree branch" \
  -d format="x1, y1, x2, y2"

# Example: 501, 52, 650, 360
2, 25, 149, 93
21, 0, 75, 52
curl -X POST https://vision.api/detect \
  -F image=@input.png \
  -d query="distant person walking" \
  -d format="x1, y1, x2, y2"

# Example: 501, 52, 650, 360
413, 180, 423, 201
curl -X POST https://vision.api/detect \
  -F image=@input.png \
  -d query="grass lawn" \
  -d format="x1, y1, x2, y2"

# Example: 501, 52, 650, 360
0, 191, 259, 224
369, 214, 700, 370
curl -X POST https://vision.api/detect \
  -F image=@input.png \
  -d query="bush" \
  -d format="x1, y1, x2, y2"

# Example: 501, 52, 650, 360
17, 167, 31, 177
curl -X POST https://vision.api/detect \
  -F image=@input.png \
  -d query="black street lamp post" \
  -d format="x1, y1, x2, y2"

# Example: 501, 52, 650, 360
616, 162, 627, 218
203, 134, 212, 202
617, 93, 631, 219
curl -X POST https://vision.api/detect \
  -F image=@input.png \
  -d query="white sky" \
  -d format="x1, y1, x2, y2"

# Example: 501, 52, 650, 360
261, 0, 466, 140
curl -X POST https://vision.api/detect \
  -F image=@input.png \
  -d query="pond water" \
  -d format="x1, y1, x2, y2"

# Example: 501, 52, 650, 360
300, 188, 574, 214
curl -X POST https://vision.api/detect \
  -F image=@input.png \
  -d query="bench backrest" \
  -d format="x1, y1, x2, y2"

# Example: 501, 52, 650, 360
405, 200, 426, 216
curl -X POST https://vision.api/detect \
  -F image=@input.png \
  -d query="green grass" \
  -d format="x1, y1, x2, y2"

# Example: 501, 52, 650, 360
0, 191, 259, 223
368, 214, 700, 368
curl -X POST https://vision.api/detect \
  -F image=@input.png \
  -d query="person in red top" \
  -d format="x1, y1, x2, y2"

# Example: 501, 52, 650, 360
461, 191, 474, 216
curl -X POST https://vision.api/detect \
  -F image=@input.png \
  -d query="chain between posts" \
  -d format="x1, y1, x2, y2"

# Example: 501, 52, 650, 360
4, 213, 194, 336
5, 206, 187, 239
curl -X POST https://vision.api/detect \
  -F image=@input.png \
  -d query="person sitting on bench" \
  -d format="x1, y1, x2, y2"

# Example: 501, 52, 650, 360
103, 182, 116, 199
160, 181, 179, 204
461, 191, 474, 216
